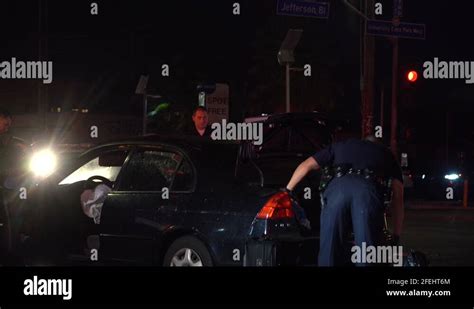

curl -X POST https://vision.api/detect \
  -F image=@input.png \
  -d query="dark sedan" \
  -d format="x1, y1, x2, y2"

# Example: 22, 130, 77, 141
16, 137, 316, 266
15, 113, 332, 266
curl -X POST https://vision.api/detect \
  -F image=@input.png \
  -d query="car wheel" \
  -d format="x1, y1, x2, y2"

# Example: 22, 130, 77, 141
163, 236, 213, 267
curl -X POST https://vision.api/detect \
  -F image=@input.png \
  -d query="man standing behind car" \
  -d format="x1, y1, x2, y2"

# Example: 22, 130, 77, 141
184, 106, 212, 138
286, 135, 404, 266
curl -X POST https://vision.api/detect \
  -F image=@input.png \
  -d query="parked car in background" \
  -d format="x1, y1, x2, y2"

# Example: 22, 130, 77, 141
412, 160, 474, 201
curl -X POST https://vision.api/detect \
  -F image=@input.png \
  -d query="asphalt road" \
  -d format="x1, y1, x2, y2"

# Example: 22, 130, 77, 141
3, 199, 474, 267
400, 203, 474, 266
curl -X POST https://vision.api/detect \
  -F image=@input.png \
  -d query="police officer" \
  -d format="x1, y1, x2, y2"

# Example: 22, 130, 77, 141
286, 135, 404, 266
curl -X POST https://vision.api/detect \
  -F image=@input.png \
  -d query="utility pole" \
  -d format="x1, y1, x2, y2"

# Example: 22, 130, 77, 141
362, 0, 423, 159
342, 0, 375, 137
390, 35, 399, 157
361, 0, 375, 138
390, 0, 403, 158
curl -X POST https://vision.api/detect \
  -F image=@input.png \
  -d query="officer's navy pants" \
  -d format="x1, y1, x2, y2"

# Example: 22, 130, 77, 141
318, 175, 385, 266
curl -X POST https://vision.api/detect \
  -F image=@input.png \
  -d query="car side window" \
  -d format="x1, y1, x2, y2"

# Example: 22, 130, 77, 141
118, 149, 185, 191
59, 149, 129, 185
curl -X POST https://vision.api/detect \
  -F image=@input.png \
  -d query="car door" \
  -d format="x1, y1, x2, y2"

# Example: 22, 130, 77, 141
99, 144, 195, 265
26, 146, 130, 260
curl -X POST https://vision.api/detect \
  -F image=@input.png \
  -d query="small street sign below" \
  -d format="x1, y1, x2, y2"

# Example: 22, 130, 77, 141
367, 19, 426, 40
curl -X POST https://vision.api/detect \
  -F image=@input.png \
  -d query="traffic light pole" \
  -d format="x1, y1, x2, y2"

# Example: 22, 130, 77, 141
361, 0, 375, 138
390, 37, 399, 158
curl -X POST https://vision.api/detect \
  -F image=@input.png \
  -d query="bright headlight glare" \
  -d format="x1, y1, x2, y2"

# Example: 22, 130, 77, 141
30, 149, 57, 178
444, 173, 460, 181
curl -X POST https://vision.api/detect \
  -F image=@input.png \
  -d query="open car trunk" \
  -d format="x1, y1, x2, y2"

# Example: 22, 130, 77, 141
236, 113, 333, 235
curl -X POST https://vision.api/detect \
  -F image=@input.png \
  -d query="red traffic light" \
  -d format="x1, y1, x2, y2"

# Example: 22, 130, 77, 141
407, 70, 418, 83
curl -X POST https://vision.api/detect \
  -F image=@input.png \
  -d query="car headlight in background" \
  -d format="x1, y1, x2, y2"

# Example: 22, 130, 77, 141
444, 173, 461, 181
29, 149, 57, 178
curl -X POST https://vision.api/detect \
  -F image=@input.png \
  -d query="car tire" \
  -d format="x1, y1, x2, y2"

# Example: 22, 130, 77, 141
163, 236, 213, 267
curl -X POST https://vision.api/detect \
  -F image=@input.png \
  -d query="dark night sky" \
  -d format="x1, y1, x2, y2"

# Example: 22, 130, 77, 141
1, 0, 474, 156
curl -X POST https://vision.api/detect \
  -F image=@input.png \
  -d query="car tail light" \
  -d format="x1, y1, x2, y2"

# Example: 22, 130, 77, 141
256, 191, 294, 220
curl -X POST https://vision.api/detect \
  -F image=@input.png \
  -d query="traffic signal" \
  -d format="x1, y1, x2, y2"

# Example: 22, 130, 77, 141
399, 64, 422, 108
400, 64, 422, 90
407, 70, 418, 83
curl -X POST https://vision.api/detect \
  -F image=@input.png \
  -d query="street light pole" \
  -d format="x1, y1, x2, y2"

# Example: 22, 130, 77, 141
135, 75, 151, 136
278, 29, 302, 113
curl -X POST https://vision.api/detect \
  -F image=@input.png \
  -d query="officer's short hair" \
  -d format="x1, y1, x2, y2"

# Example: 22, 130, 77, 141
192, 106, 208, 116
0, 107, 11, 119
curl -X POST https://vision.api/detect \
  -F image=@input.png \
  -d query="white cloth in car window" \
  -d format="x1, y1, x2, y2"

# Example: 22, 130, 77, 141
80, 184, 112, 224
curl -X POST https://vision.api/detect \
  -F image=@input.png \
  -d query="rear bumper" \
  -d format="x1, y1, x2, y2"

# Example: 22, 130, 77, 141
243, 237, 318, 266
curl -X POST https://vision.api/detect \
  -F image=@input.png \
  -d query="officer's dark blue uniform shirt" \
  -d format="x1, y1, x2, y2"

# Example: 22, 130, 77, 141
312, 138, 403, 183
